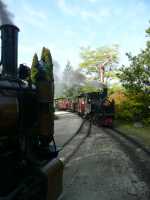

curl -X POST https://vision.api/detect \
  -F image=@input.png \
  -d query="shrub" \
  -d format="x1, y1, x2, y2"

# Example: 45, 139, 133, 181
109, 89, 150, 122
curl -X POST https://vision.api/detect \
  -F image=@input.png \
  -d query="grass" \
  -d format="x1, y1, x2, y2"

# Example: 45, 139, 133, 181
115, 121, 150, 148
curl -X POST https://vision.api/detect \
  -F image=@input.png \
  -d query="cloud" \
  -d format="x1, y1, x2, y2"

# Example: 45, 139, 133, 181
14, 0, 48, 29
23, 4, 46, 20
64, 28, 76, 37
5, 0, 149, 70
80, 8, 111, 21
80, 10, 97, 20
57, 0, 112, 22
57, 0, 75, 15
88, 0, 97, 2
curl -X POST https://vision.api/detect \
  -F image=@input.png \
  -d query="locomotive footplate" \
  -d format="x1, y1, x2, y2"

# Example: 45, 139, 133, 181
0, 151, 63, 200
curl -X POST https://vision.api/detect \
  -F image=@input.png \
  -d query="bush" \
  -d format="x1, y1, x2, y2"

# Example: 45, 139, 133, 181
109, 89, 150, 122
142, 118, 150, 126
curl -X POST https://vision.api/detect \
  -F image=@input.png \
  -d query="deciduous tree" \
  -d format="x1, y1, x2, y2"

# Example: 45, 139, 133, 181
80, 45, 119, 81
117, 24, 150, 123
31, 53, 39, 83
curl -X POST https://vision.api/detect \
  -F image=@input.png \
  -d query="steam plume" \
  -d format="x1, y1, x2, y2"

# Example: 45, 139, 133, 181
0, 0, 13, 25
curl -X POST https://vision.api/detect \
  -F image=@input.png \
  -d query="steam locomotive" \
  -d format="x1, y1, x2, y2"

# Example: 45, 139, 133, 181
55, 88, 115, 127
0, 24, 63, 199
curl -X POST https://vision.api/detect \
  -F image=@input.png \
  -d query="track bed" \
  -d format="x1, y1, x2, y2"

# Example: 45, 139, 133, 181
61, 125, 150, 200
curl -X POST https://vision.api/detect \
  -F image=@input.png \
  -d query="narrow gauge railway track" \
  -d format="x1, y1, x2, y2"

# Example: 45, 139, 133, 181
60, 112, 150, 158
85, 115, 150, 187
59, 117, 150, 200
85, 112, 150, 156
61, 118, 87, 149
58, 118, 92, 200
112, 128, 150, 155
102, 127, 150, 189
59, 117, 92, 164
104, 127, 150, 156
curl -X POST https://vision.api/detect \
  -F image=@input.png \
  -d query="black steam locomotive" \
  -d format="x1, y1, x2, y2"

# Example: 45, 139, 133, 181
0, 25, 63, 200
56, 88, 115, 127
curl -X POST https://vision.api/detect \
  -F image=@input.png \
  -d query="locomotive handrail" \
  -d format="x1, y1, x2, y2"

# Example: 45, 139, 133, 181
0, 85, 36, 91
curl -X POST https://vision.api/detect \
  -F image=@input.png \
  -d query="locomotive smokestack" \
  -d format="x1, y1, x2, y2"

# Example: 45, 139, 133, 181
0, 24, 19, 77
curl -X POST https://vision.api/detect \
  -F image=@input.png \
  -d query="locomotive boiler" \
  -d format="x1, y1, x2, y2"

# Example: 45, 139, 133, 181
0, 24, 63, 200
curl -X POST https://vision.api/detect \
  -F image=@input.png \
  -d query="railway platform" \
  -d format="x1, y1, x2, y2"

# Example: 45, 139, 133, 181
54, 111, 83, 148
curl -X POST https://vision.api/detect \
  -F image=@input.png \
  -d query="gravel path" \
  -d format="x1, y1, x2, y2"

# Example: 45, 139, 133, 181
61, 125, 150, 200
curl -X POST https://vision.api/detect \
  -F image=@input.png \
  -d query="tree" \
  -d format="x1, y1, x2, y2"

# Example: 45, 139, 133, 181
117, 24, 150, 123
118, 24, 150, 93
62, 61, 73, 97
61, 62, 86, 98
40, 47, 54, 137
41, 47, 47, 62
80, 45, 119, 81
41, 47, 53, 81
118, 52, 150, 93
63, 61, 73, 86
31, 53, 39, 83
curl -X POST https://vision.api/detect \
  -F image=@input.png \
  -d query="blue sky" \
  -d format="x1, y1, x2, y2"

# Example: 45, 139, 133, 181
4, 0, 150, 70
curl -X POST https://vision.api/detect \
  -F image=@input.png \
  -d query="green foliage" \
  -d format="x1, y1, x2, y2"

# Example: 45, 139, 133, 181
79, 83, 100, 93
115, 24, 150, 125
41, 47, 53, 81
80, 45, 119, 77
31, 53, 39, 83
118, 95, 144, 121
145, 23, 150, 36
105, 70, 121, 80
118, 52, 150, 93
60, 45, 119, 98
110, 89, 150, 124
142, 117, 150, 126
119, 24, 150, 94
40, 47, 54, 135
31, 47, 54, 83
41, 47, 46, 61
108, 84, 124, 95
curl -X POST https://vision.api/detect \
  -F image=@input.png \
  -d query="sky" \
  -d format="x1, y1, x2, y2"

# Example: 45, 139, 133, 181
3, 0, 150, 70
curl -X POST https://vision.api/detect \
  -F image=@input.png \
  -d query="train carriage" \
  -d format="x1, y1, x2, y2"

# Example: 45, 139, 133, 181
77, 94, 86, 115
55, 98, 69, 110
55, 87, 115, 127
76, 89, 115, 127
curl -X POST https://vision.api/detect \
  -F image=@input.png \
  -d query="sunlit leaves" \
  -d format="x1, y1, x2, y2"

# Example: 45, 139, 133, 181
119, 48, 150, 93
80, 45, 119, 76
31, 53, 39, 83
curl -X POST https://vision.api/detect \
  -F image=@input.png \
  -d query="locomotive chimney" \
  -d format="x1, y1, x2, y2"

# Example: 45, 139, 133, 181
0, 24, 19, 78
